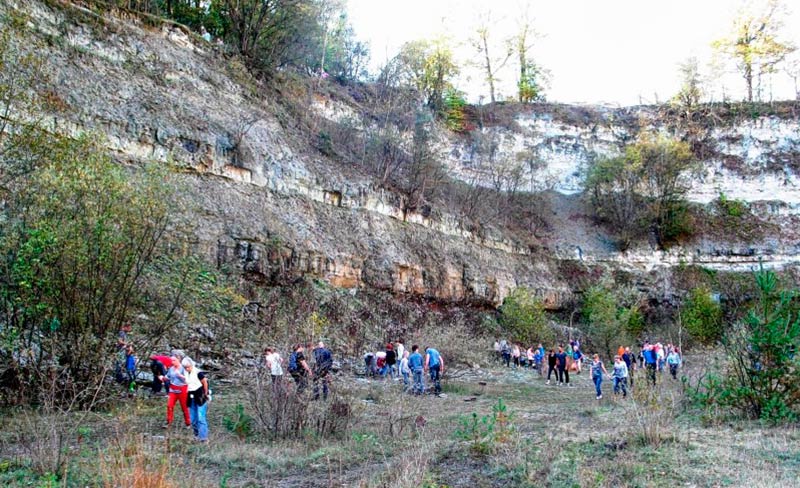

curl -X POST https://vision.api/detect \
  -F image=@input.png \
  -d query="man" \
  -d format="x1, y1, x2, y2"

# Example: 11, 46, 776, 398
289, 344, 313, 393
546, 349, 557, 384
424, 346, 444, 396
313, 341, 333, 400
622, 346, 635, 388
395, 340, 405, 370
500, 339, 511, 368
408, 345, 424, 395
555, 345, 571, 386
384, 343, 397, 379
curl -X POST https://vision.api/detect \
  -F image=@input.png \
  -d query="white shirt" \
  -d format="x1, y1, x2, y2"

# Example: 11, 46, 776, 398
185, 368, 204, 391
266, 352, 283, 376
397, 343, 405, 360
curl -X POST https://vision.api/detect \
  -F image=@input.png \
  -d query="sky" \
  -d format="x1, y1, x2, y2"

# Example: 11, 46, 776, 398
346, 0, 800, 106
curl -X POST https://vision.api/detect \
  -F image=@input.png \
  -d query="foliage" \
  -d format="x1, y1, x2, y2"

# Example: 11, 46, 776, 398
582, 284, 642, 360
499, 288, 553, 345
223, 403, 255, 440
672, 57, 704, 109
453, 398, 514, 456
517, 61, 546, 103
585, 135, 698, 250
392, 38, 460, 115
681, 286, 723, 344
692, 265, 800, 423
712, 0, 795, 102
715, 192, 747, 218
443, 88, 469, 133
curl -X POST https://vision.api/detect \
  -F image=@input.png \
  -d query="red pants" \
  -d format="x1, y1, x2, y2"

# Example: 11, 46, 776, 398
167, 385, 190, 425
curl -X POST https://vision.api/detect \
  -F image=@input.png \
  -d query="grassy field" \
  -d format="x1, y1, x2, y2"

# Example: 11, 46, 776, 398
1, 361, 798, 487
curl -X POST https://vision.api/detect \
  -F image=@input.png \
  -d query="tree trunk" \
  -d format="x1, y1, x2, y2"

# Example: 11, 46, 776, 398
482, 35, 495, 104
745, 60, 753, 102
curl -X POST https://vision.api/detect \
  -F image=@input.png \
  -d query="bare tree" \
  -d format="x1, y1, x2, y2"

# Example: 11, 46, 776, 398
470, 10, 514, 104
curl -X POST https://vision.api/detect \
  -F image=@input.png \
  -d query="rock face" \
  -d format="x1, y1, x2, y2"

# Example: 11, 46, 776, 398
7, 1, 800, 309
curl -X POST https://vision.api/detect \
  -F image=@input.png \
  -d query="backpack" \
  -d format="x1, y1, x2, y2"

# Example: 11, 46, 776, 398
288, 352, 299, 373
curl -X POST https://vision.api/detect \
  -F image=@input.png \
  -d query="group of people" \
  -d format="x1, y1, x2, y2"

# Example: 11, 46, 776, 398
493, 338, 683, 400
364, 341, 445, 396
149, 351, 210, 442
262, 342, 334, 400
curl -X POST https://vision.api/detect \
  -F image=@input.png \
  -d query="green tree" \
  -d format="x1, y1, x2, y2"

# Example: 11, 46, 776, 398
682, 286, 723, 344
712, 0, 795, 102
582, 285, 642, 360
673, 57, 704, 110
512, 7, 546, 103
499, 288, 553, 345
585, 136, 698, 250
394, 38, 460, 114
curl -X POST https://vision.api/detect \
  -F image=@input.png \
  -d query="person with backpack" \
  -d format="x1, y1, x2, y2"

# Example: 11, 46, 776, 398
424, 346, 444, 395
591, 354, 609, 400
612, 355, 628, 398
667, 347, 682, 380
313, 342, 333, 400
182, 357, 209, 442
288, 344, 312, 393
408, 345, 424, 395
162, 356, 191, 429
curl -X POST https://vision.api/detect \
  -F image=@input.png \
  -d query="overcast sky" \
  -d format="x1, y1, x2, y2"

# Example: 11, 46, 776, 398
346, 0, 800, 106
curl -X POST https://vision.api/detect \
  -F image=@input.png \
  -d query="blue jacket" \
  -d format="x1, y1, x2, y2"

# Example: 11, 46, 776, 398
408, 352, 423, 371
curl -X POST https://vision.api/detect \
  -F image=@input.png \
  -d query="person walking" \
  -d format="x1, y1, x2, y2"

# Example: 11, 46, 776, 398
264, 347, 284, 394
643, 344, 657, 385
183, 358, 209, 442
162, 356, 191, 429
399, 350, 410, 391
546, 349, 557, 384
612, 355, 628, 398
408, 345, 424, 395
667, 347, 682, 380
622, 346, 635, 388
424, 346, 444, 396
396, 340, 405, 368
572, 345, 583, 374
555, 346, 571, 386
313, 341, 333, 400
289, 344, 313, 393
591, 354, 609, 399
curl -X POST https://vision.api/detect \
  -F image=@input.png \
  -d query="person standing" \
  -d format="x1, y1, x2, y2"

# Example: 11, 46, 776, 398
667, 347, 682, 380
149, 353, 171, 396
385, 343, 397, 379
313, 341, 333, 400
546, 349, 557, 384
534, 347, 544, 376
424, 347, 444, 396
125, 345, 137, 393
555, 346, 570, 386
396, 340, 405, 369
183, 358, 209, 442
289, 344, 313, 393
612, 355, 628, 398
399, 350, 410, 391
162, 356, 191, 429
493, 340, 501, 362
511, 344, 521, 368
264, 347, 284, 392
500, 340, 511, 367
408, 345, 424, 395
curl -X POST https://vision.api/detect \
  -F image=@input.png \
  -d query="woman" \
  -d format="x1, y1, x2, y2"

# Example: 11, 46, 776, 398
162, 356, 191, 429
265, 347, 284, 393
183, 357, 209, 442
591, 354, 609, 400
511, 344, 521, 368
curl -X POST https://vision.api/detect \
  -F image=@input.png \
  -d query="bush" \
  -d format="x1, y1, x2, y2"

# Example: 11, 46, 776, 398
499, 288, 554, 345
681, 286, 723, 344
453, 398, 514, 456
582, 284, 642, 360
691, 265, 800, 423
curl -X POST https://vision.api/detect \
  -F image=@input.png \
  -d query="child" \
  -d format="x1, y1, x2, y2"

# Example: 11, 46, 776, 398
612, 355, 628, 398
533, 347, 544, 376
125, 345, 136, 393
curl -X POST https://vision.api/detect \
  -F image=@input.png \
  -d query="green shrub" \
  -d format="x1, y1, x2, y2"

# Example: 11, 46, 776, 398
453, 398, 514, 456
681, 286, 723, 344
223, 403, 254, 440
499, 288, 554, 345
582, 284, 642, 359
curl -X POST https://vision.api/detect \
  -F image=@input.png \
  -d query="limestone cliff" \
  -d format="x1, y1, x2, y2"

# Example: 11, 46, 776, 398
6, 1, 800, 310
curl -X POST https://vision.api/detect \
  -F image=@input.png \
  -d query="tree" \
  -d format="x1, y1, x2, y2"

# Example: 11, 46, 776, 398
512, 7, 546, 103
403, 111, 446, 212
673, 57, 704, 110
394, 38, 460, 114
585, 136, 698, 250
499, 288, 553, 345
470, 11, 513, 104
682, 286, 723, 344
582, 284, 642, 360
712, 0, 795, 102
